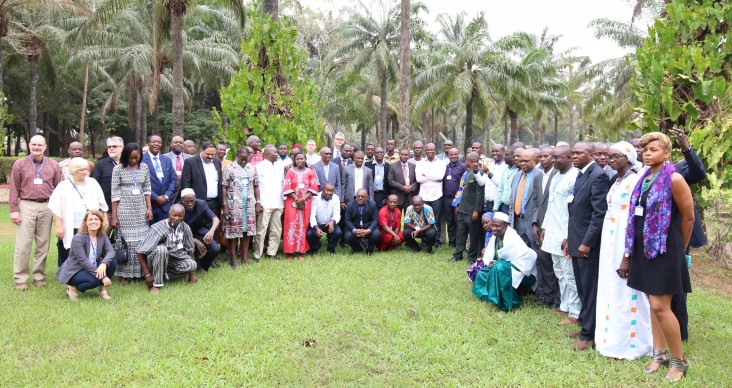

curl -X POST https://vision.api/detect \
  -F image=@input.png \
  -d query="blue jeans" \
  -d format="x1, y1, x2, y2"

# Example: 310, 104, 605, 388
68, 260, 118, 292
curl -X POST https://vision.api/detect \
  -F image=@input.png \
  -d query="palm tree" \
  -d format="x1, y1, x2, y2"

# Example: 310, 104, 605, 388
397, 0, 411, 148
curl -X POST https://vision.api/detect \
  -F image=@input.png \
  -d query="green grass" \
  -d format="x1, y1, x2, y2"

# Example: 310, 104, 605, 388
0, 203, 731, 386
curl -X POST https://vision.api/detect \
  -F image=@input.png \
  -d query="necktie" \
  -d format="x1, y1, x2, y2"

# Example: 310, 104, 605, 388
176, 155, 182, 171
573, 171, 584, 195
514, 172, 526, 215
153, 156, 163, 176
402, 164, 408, 184
342, 159, 346, 167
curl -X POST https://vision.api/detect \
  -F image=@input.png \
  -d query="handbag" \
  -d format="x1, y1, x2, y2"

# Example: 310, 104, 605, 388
110, 229, 129, 265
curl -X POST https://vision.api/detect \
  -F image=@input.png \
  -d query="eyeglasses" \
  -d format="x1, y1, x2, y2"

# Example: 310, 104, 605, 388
107, 145, 121, 149
607, 154, 627, 161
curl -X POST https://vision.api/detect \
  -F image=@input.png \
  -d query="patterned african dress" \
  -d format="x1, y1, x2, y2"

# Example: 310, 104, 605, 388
222, 162, 258, 238
282, 167, 319, 254
111, 163, 151, 278
595, 172, 652, 359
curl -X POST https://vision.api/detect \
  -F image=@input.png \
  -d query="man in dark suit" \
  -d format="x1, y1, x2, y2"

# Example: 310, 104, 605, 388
365, 146, 390, 208
530, 145, 560, 309
94, 136, 124, 211
343, 188, 381, 254
142, 134, 177, 223
448, 152, 484, 263
332, 144, 354, 170
311, 147, 341, 194
387, 148, 418, 212
342, 151, 374, 208
565, 141, 609, 351
181, 141, 223, 215
508, 148, 539, 246
180, 189, 221, 272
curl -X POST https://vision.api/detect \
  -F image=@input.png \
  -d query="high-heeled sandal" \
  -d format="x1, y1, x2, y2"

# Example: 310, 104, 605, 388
665, 357, 689, 382
644, 349, 669, 374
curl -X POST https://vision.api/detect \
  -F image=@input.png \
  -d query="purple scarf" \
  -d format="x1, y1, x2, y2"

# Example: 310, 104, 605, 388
624, 163, 675, 260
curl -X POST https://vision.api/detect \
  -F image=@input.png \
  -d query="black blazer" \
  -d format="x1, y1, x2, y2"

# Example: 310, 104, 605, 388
567, 163, 609, 258
183, 199, 218, 237
675, 147, 707, 248
332, 157, 353, 171
387, 161, 419, 208
456, 170, 484, 215
365, 161, 391, 194
92, 157, 117, 209
181, 156, 223, 209
344, 199, 379, 233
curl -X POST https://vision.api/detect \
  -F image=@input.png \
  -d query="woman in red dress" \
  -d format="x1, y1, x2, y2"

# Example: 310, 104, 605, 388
282, 153, 319, 259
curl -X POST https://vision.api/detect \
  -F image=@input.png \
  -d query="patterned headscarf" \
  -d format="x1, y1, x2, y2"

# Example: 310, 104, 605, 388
610, 141, 637, 166
624, 162, 675, 260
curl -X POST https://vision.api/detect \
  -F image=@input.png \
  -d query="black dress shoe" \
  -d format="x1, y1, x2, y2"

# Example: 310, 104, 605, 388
210, 261, 221, 268
426, 246, 433, 254
448, 256, 463, 262
327, 249, 336, 254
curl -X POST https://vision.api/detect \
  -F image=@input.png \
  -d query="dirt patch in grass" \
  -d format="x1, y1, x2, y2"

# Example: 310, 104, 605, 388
689, 248, 732, 295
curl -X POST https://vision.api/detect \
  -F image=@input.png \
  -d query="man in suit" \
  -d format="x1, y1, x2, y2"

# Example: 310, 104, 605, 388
530, 145, 560, 309
332, 131, 346, 160
180, 189, 221, 272
448, 152, 485, 263
142, 134, 177, 223
366, 146, 390, 208
181, 141, 223, 215
312, 147, 341, 194
164, 135, 192, 203
342, 151, 374, 208
593, 142, 616, 179
508, 148, 539, 246
387, 148, 418, 212
332, 144, 354, 170
94, 136, 124, 211
565, 141, 610, 351
343, 188, 381, 254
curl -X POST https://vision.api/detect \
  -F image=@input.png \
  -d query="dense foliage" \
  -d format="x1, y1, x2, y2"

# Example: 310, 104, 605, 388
633, 0, 732, 187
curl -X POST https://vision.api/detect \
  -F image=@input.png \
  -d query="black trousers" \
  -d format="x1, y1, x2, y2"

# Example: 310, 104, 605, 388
452, 212, 483, 262
572, 256, 599, 341
343, 229, 381, 253
671, 293, 689, 341
423, 197, 443, 242
306, 225, 343, 254
193, 235, 220, 271
57, 228, 79, 267
442, 195, 457, 245
373, 191, 386, 210
403, 226, 437, 251
532, 240, 560, 308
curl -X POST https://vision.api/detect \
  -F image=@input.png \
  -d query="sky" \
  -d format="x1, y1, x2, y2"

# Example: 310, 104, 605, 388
298, 0, 649, 63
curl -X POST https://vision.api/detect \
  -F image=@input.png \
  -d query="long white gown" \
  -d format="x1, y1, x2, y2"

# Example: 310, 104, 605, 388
595, 172, 653, 359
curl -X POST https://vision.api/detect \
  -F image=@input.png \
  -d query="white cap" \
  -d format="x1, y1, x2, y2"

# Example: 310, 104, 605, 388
493, 212, 510, 223
180, 188, 196, 198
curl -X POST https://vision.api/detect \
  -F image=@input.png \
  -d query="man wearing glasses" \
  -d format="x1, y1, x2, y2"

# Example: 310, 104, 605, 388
93, 136, 124, 210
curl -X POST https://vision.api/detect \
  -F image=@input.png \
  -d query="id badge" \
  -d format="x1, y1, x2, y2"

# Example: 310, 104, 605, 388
634, 206, 644, 217
375, 175, 382, 181
132, 188, 141, 195
33, 178, 43, 185
567, 194, 574, 203
156, 172, 165, 179
298, 183, 305, 189
446, 175, 452, 180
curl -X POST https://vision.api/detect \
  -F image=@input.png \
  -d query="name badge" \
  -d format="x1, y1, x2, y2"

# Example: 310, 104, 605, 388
446, 175, 452, 180
375, 176, 382, 181
298, 183, 305, 189
177, 242, 184, 250
634, 206, 644, 217
33, 178, 43, 185
156, 172, 165, 179
132, 188, 141, 195
567, 194, 574, 203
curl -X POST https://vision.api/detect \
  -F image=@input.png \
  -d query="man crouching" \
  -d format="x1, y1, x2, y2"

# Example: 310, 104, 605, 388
136, 204, 197, 294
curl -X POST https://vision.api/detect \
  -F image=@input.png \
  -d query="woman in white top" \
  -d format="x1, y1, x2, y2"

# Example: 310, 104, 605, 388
48, 157, 108, 267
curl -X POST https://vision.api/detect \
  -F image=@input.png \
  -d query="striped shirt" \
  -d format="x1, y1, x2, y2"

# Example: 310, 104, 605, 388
136, 219, 195, 259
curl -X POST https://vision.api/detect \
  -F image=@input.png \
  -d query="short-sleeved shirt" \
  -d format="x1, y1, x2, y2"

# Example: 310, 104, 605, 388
403, 204, 436, 229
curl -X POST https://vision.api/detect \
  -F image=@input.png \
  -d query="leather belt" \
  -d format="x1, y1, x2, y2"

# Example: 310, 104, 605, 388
21, 198, 49, 203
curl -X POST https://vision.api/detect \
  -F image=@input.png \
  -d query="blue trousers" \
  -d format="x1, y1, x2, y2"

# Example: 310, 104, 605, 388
68, 260, 117, 292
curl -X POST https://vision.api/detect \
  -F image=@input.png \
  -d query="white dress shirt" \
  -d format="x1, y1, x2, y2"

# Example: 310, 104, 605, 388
255, 160, 284, 209
476, 159, 505, 202
201, 157, 219, 199
415, 157, 446, 201
354, 166, 363, 192
541, 167, 554, 193
310, 193, 341, 227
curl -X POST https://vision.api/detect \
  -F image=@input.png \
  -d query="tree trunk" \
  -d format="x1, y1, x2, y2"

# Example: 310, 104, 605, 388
135, 93, 143, 144
464, 93, 474, 153
508, 109, 518, 145
568, 105, 575, 144
483, 117, 491, 149
504, 114, 508, 144
358, 123, 366, 150
79, 63, 89, 147
0, 43, 4, 93
378, 69, 388, 146
152, 107, 159, 134
170, 4, 186, 138
141, 101, 148, 144
539, 122, 545, 145
533, 121, 540, 147
28, 55, 40, 135
264, 0, 278, 19
554, 113, 559, 145
397, 0, 411, 149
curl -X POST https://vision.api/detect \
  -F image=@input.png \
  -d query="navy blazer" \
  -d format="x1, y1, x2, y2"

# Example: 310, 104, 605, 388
142, 152, 177, 214
311, 161, 342, 196
181, 156, 223, 209
567, 162, 609, 258
183, 199, 218, 237
344, 199, 379, 233
56, 232, 115, 284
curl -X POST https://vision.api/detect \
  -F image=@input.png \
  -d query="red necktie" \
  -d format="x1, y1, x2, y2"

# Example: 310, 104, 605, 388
176, 155, 182, 171
402, 164, 408, 184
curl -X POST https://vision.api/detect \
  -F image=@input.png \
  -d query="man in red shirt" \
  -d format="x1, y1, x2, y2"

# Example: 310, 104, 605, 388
378, 195, 404, 251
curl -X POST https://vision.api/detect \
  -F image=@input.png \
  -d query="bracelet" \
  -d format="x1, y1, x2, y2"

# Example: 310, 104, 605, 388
145, 274, 152, 278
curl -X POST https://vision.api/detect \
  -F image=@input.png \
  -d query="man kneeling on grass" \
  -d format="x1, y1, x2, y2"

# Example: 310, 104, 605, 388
136, 204, 197, 294
471, 212, 537, 312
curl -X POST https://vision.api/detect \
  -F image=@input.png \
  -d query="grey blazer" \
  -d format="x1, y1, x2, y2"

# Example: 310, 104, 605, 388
531, 168, 557, 229
311, 161, 342, 196
341, 164, 374, 206
508, 168, 540, 245
56, 232, 115, 284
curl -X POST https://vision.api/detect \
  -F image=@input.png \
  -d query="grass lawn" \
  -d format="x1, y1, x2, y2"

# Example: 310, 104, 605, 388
0, 203, 731, 386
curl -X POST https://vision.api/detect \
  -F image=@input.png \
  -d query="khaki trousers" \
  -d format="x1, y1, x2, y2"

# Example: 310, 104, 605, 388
13, 200, 53, 284
253, 208, 283, 259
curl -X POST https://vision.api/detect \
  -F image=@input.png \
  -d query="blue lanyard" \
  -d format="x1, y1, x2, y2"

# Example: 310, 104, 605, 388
29, 156, 45, 177
128, 166, 139, 187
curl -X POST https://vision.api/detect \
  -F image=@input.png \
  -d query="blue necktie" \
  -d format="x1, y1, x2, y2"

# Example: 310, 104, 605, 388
153, 156, 163, 176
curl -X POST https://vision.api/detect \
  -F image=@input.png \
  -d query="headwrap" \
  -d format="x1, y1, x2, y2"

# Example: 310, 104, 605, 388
624, 162, 675, 260
292, 143, 303, 150
610, 141, 637, 167
481, 211, 494, 220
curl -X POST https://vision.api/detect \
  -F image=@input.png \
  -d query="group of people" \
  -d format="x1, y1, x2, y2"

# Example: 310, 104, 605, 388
9, 129, 700, 381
